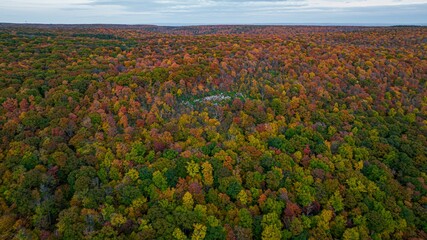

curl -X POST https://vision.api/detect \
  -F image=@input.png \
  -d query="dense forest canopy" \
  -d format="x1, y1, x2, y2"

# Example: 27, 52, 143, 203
0, 25, 426, 239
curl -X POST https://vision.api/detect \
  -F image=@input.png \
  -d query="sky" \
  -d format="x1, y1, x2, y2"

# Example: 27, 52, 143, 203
1, 0, 427, 25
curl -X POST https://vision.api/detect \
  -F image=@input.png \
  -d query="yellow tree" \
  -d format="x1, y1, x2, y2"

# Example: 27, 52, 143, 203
201, 162, 214, 186
191, 223, 207, 240
183, 192, 194, 210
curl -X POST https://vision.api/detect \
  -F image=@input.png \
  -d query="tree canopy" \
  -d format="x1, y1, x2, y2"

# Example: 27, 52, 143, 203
0, 24, 426, 239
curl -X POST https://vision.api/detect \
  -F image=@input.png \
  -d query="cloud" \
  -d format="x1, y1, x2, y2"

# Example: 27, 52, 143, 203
85, 0, 307, 13
0, 0, 427, 24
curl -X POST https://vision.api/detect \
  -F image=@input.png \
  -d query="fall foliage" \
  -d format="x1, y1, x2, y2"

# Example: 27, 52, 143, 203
0, 24, 426, 239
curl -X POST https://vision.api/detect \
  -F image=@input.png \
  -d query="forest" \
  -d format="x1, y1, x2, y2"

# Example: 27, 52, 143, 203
0, 24, 426, 239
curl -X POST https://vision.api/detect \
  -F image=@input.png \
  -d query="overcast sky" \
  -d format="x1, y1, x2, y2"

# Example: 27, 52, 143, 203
1, 0, 426, 25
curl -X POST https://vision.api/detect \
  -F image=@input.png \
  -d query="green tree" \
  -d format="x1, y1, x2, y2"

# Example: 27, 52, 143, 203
262, 225, 282, 240
57, 207, 85, 240
153, 170, 168, 191
238, 208, 253, 228
186, 160, 200, 178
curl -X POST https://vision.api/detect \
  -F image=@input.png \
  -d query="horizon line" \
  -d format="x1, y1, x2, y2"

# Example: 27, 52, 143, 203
1, 22, 427, 27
